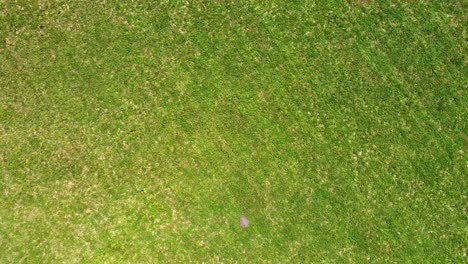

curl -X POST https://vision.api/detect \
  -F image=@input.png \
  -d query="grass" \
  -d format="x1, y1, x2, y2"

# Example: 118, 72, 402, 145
0, 0, 466, 262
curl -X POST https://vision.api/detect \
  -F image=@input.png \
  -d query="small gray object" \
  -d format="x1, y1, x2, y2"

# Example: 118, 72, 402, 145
240, 216, 249, 227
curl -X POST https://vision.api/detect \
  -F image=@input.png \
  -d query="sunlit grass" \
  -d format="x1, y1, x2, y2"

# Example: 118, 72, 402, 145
1, 1, 465, 262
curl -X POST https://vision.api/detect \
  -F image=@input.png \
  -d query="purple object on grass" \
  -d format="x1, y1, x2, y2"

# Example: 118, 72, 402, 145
240, 216, 249, 227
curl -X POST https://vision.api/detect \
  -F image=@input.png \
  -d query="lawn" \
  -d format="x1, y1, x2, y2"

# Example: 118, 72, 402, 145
0, 0, 466, 262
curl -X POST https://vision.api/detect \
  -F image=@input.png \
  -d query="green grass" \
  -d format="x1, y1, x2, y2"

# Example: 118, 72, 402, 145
1, 0, 466, 262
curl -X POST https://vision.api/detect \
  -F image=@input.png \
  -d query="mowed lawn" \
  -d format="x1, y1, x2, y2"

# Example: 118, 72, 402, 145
0, 1, 465, 262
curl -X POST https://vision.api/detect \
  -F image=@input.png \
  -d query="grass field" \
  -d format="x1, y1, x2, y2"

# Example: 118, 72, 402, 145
1, 0, 466, 262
